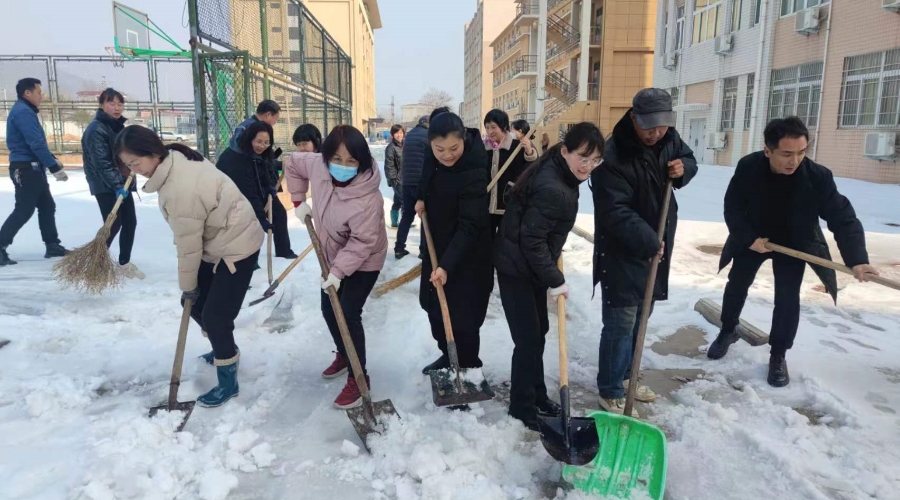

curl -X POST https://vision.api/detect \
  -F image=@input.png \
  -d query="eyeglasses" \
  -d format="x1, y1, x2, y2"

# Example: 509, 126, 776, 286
578, 155, 604, 167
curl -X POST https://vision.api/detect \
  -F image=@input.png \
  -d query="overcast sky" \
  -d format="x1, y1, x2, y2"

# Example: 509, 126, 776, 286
0, 0, 471, 112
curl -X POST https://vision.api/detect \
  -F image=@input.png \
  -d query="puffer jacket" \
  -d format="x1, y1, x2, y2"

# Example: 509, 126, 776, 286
215, 147, 277, 228
143, 149, 265, 292
384, 138, 403, 187
82, 109, 130, 195
401, 124, 429, 187
284, 152, 388, 278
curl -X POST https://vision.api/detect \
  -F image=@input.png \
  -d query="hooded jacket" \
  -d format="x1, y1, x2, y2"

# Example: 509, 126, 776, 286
143, 150, 265, 292
82, 109, 130, 195
284, 152, 388, 278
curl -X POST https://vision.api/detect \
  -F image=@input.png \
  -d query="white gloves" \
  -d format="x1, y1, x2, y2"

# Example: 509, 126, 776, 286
53, 170, 68, 182
321, 272, 342, 292
294, 202, 312, 221
549, 283, 569, 300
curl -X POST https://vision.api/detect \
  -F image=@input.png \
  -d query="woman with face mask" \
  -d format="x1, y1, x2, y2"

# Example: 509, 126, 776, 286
114, 126, 264, 408
413, 112, 492, 380
483, 109, 537, 238
283, 125, 388, 410
493, 122, 605, 430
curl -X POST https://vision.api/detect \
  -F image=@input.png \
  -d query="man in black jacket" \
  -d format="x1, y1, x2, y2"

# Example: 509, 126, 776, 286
708, 117, 878, 387
592, 88, 697, 414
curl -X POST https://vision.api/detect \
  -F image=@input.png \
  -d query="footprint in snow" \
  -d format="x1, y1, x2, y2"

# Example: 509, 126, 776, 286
807, 317, 828, 328
833, 323, 852, 334
819, 340, 849, 354
839, 337, 880, 351
864, 394, 896, 415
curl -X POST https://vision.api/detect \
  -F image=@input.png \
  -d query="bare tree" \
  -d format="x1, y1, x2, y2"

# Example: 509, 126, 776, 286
419, 88, 453, 110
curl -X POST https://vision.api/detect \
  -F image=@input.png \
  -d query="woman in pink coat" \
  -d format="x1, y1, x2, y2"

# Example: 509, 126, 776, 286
284, 125, 388, 409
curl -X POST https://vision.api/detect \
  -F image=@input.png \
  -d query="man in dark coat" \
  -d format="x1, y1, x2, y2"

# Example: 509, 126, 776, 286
394, 114, 433, 259
591, 88, 697, 413
708, 117, 878, 387
384, 124, 405, 228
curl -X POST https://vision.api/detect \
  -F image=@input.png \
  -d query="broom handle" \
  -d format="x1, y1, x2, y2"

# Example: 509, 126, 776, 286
168, 298, 193, 409
102, 174, 135, 231
266, 195, 274, 285
765, 242, 900, 292
486, 110, 547, 193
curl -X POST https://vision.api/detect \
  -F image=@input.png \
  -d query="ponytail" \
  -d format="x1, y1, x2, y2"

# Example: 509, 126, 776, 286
164, 143, 204, 162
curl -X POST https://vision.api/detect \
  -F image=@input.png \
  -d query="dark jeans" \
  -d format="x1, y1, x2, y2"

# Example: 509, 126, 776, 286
95, 192, 137, 265
321, 270, 379, 376
391, 185, 403, 212
427, 306, 483, 369
270, 199, 292, 256
0, 165, 60, 248
183, 251, 259, 360
395, 184, 418, 252
498, 273, 550, 416
596, 299, 653, 399
721, 251, 805, 355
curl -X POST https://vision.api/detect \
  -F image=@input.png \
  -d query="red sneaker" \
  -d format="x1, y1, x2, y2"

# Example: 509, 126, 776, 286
333, 376, 368, 409
322, 352, 348, 379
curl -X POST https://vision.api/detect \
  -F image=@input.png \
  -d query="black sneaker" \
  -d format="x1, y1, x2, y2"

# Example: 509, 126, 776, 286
767, 353, 790, 387
277, 251, 298, 259
535, 398, 561, 417
44, 243, 69, 258
395, 248, 410, 260
0, 246, 17, 266
707, 329, 740, 360
422, 354, 449, 374
508, 409, 540, 432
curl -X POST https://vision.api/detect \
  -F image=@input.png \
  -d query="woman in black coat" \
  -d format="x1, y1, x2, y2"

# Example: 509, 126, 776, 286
216, 120, 279, 234
81, 88, 142, 278
414, 112, 493, 373
494, 122, 605, 430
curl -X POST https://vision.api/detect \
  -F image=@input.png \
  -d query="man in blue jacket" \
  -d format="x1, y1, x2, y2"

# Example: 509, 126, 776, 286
0, 78, 70, 266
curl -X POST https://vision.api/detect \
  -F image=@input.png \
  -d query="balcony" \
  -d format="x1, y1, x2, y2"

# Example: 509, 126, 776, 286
590, 24, 603, 46
515, 1, 539, 25
511, 55, 539, 79
493, 35, 521, 62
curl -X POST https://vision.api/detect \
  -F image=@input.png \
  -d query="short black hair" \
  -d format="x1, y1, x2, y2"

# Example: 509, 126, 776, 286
390, 124, 404, 136
764, 117, 809, 151
428, 112, 467, 142
511, 119, 530, 136
99, 87, 125, 105
562, 122, 605, 157
321, 125, 374, 174
16, 78, 42, 99
484, 109, 510, 131
256, 99, 281, 116
292, 123, 322, 151
240, 120, 274, 157
430, 106, 451, 122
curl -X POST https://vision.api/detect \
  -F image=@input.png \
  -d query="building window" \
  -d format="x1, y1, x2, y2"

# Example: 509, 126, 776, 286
721, 77, 739, 130
744, 73, 755, 129
781, 0, 829, 17
272, 50, 283, 56
733, 0, 743, 31
768, 62, 823, 127
670, 86, 680, 105
692, 1, 723, 45
753, 0, 762, 25
675, 5, 685, 50
270, 2, 280, 8
272, 26, 282, 33
838, 48, 900, 128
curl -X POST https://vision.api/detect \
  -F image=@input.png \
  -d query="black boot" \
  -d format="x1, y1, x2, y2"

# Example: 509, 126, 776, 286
395, 248, 410, 260
422, 354, 449, 374
277, 250, 298, 259
508, 408, 540, 432
0, 246, 17, 266
767, 353, 790, 387
44, 243, 69, 258
707, 329, 740, 360
535, 397, 561, 417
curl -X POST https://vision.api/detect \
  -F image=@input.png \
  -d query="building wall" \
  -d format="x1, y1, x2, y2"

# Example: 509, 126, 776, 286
464, 0, 517, 131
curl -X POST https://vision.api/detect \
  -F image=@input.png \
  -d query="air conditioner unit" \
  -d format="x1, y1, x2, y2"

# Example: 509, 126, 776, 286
795, 6, 821, 34
714, 34, 733, 55
863, 132, 898, 159
707, 132, 727, 150
884, 0, 900, 12
663, 52, 677, 69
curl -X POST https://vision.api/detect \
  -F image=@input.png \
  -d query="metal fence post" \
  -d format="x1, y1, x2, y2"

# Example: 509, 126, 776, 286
259, 0, 271, 99
187, 0, 208, 156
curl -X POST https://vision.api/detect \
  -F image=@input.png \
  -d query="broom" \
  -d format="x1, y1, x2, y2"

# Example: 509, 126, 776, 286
53, 174, 136, 294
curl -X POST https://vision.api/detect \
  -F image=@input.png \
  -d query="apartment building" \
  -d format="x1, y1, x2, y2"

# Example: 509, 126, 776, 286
464, 0, 518, 131
654, 0, 900, 183
490, 0, 657, 145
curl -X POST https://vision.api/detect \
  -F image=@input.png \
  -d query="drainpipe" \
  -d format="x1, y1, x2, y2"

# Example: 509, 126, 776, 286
746, 0, 770, 155
577, 0, 590, 101
811, 1, 833, 160
536, 0, 549, 120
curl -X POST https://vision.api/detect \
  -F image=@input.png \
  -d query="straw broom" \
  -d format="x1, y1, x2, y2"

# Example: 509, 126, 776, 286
53, 174, 136, 294
373, 110, 549, 298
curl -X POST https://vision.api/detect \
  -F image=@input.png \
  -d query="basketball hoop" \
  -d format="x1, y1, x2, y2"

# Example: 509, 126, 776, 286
105, 46, 126, 68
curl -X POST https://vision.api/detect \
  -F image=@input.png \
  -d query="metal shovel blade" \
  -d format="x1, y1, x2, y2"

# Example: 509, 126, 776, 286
430, 367, 495, 407
148, 401, 196, 432
537, 387, 600, 466
346, 399, 399, 451
0, 339, 9, 349
262, 293, 294, 333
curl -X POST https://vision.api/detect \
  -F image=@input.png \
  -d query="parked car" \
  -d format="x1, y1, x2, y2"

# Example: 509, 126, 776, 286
159, 131, 184, 142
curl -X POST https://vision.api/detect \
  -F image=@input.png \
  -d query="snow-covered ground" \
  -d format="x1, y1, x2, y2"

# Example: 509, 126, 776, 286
1, 159, 898, 500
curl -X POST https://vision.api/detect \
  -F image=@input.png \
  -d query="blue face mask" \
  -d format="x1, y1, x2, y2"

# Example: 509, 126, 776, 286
329, 162, 358, 182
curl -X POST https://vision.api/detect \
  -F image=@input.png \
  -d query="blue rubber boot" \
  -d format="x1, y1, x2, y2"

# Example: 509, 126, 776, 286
197, 351, 240, 408
200, 343, 237, 365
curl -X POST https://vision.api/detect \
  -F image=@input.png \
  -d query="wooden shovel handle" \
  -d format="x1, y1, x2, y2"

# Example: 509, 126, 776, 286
272, 243, 313, 285
266, 195, 274, 285
486, 109, 547, 193
765, 242, 900, 292
102, 174, 135, 231
168, 298, 193, 409
556, 256, 568, 388
420, 212, 455, 344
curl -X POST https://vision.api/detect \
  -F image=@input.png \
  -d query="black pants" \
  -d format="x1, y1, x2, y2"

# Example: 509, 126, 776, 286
321, 270, 379, 376
0, 166, 60, 248
270, 199, 292, 256
720, 251, 806, 355
395, 184, 418, 252
490, 214, 503, 240
183, 251, 259, 360
95, 192, 137, 265
498, 273, 550, 416
391, 185, 403, 212
427, 304, 483, 369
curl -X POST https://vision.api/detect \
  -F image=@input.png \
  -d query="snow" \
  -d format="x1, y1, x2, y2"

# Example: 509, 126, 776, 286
1, 160, 899, 500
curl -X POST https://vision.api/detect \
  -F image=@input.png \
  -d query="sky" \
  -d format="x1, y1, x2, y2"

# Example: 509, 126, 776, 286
0, 0, 472, 113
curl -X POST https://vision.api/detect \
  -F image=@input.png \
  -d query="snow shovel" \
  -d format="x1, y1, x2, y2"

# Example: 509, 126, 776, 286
303, 216, 398, 450
266, 195, 274, 285
537, 257, 599, 466
420, 212, 495, 407
149, 299, 196, 432
249, 243, 314, 306
0, 339, 9, 350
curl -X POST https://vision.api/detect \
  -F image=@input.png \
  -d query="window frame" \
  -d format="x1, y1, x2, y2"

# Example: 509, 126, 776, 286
744, 73, 755, 130
733, 0, 744, 32
838, 48, 900, 129
767, 62, 823, 127
781, 0, 830, 17
692, 0, 724, 45
721, 77, 739, 131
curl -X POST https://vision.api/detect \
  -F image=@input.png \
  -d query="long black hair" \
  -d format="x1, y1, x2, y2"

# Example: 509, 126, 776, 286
240, 120, 274, 158
509, 122, 605, 200
428, 112, 467, 142
320, 125, 375, 174
114, 125, 204, 170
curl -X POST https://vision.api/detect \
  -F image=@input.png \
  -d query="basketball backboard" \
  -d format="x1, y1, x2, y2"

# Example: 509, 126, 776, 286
113, 2, 151, 53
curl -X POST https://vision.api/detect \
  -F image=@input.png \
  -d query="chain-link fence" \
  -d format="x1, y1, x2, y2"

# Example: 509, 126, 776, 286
192, 0, 353, 159
0, 55, 194, 163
